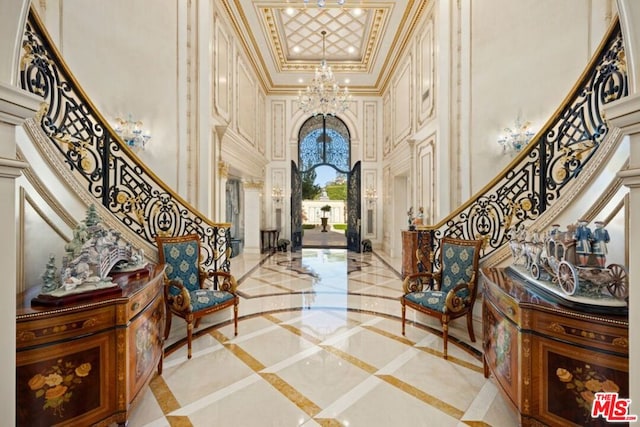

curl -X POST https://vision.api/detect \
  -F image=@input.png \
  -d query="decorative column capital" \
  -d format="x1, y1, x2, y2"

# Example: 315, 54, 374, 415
243, 180, 263, 191
218, 160, 229, 178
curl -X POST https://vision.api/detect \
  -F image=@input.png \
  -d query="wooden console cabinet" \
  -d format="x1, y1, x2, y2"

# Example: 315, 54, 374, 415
401, 230, 431, 278
16, 265, 166, 427
481, 267, 629, 427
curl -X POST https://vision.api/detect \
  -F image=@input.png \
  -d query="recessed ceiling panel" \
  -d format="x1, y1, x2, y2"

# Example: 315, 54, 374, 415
231, 1, 425, 92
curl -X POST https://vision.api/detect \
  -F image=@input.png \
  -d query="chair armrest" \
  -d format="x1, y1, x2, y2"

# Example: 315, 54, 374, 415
164, 278, 192, 312
402, 271, 440, 294
444, 281, 474, 313
207, 271, 238, 294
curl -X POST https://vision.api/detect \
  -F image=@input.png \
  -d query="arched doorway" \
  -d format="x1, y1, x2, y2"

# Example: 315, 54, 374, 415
291, 115, 360, 251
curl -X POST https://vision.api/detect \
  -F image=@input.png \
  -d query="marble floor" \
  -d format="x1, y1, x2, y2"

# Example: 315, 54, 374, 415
126, 248, 518, 427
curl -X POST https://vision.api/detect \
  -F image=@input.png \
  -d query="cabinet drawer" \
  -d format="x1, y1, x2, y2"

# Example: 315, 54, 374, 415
122, 269, 164, 322
531, 309, 628, 356
483, 277, 521, 325
17, 305, 116, 349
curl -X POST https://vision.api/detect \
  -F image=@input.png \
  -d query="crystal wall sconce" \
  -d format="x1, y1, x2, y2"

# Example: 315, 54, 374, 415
365, 186, 377, 207
497, 116, 535, 155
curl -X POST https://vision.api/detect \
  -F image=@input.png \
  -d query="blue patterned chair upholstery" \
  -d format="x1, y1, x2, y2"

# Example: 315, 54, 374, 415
156, 234, 238, 359
401, 237, 483, 359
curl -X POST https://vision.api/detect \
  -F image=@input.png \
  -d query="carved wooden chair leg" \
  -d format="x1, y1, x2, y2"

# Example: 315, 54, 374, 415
467, 313, 476, 342
164, 310, 172, 340
401, 303, 406, 335
194, 318, 202, 329
187, 322, 194, 359
483, 356, 490, 378
234, 303, 239, 336
442, 321, 449, 359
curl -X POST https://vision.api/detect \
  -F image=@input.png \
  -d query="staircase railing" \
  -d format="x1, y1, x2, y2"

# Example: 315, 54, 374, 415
18, 10, 628, 271
19, 9, 231, 273
418, 19, 627, 267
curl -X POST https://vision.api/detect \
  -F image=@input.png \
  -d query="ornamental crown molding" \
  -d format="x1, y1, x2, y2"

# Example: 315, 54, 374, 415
243, 180, 263, 190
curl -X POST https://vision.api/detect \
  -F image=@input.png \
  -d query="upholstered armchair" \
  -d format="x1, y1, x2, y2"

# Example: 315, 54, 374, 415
156, 234, 238, 359
401, 237, 483, 359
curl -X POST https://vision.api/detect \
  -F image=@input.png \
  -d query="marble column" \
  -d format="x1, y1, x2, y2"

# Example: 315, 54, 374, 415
606, 93, 640, 416
217, 159, 229, 222
243, 181, 262, 254
0, 82, 40, 425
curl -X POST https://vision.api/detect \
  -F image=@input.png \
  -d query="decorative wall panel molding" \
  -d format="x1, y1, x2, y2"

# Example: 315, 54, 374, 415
214, 17, 231, 121
416, 136, 435, 223
393, 56, 412, 145
257, 90, 266, 154
364, 101, 377, 161
237, 57, 256, 143
383, 92, 391, 155
418, 16, 435, 123
271, 101, 286, 160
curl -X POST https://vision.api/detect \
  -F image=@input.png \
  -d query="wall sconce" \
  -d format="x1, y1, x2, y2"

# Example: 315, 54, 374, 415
114, 114, 151, 152
272, 185, 284, 205
365, 186, 377, 207
497, 116, 535, 155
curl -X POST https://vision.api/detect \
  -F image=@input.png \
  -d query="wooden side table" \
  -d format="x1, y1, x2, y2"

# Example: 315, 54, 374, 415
260, 228, 279, 253
401, 230, 431, 278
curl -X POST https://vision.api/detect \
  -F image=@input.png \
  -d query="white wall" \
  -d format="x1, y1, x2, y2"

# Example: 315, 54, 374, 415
41, 0, 182, 192
378, 0, 615, 252
469, 0, 614, 192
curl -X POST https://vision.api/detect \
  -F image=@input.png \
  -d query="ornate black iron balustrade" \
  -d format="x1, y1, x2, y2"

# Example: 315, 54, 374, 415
17, 10, 627, 274
20, 11, 231, 273
423, 21, 627, 268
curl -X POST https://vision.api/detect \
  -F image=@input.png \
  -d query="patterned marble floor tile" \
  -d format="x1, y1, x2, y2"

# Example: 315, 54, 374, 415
127, 249, 517, 427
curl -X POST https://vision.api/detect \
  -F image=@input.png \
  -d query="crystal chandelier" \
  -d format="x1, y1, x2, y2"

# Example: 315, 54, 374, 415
113, 114, 151, 152
298, 31, 350, 117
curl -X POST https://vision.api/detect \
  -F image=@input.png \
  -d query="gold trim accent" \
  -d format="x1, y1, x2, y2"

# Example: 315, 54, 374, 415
378, 374, 465, 419
218, 160, 229, 178
243, 180, 263, 190
260, 372, 322, 418
261, 7, 388, 74
612, 337, 629, 348
548, 322, 566, 334
149, 375, 182, 415
321, 344, 378, 375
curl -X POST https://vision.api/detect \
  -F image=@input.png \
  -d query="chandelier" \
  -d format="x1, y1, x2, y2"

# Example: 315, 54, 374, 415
113, 114, 151, 152
298, 31, 350, 117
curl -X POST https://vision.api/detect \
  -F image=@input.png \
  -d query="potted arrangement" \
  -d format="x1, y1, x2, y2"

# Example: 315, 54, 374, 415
320, 204, 331, 232
276, 238, 290, 252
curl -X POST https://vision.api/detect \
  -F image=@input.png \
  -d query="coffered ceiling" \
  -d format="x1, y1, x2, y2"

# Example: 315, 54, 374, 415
223, 1, 426, 95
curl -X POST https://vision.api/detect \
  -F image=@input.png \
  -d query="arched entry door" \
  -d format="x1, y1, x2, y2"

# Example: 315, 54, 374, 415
291, 115, 360, 251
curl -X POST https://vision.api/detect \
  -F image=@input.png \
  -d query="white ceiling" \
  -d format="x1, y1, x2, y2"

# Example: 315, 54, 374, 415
224, 1, 426, 95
